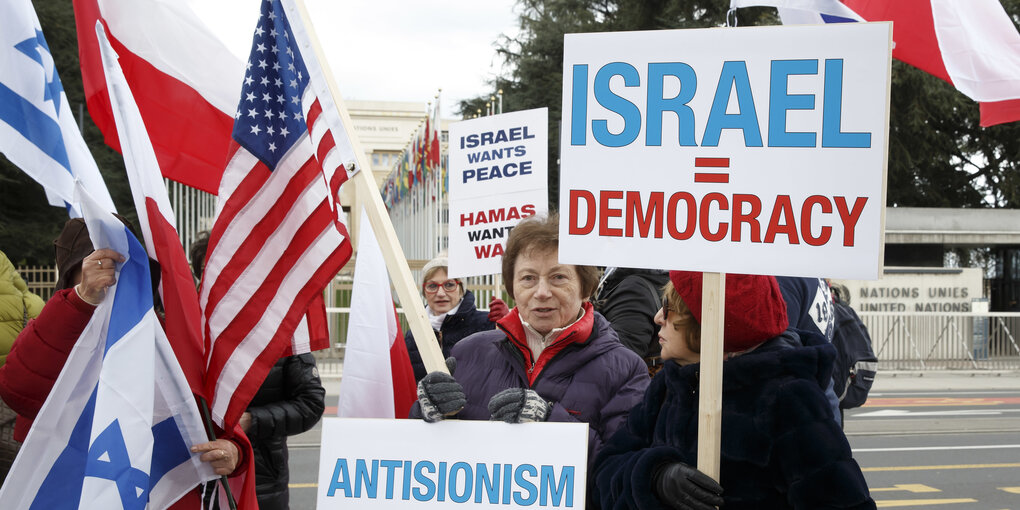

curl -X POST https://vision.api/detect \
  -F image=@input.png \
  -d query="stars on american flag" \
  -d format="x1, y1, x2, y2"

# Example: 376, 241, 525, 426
232, 0, 310, 168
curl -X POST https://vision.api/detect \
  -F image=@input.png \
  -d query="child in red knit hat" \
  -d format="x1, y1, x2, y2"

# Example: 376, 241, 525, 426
591, 271, 875, 510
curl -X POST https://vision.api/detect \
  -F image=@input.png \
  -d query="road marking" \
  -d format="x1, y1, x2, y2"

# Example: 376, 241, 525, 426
1000, 487, 1020, 494
870, 484, 940, 493
854, 444, 1020, 453
290, 483, 317, 488
854, 409, 1020, 417
864, 462, 1020, 472
864, 397, 1020, 407
875, 498, 977, 507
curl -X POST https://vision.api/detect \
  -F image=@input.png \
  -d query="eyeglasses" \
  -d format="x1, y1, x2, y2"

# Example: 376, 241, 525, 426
424, 280, 459, 294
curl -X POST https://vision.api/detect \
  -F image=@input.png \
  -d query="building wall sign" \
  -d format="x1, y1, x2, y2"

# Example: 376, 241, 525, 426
833, 267, 983, 313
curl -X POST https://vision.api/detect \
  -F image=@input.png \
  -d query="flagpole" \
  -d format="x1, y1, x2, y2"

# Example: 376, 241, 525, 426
198, 398, 238, 510
285, 0, 447, 374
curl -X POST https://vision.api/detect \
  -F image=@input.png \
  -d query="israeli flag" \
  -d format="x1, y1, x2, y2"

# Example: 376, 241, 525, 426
0, 186, 216, 509
729, 0, 864, 24
0, 0, 115, 216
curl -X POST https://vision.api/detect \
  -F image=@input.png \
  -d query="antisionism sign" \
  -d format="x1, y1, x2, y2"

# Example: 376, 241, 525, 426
559, 23, 892, 279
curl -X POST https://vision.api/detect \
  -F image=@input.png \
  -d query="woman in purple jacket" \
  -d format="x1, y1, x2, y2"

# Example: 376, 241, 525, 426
411, 214, 650, 466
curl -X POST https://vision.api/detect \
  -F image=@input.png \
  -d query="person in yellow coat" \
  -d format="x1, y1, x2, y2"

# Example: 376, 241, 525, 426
0, 249, 45, 483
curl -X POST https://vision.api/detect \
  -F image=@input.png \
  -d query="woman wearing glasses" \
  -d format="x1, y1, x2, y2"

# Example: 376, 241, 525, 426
404, 253, 509, 382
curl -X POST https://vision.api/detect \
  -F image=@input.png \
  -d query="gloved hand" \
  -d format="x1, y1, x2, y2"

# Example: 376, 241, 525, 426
488, 387, 551, 423
653, 462, 724, 510
417, 357, 465, 423
488, 296, 509, 322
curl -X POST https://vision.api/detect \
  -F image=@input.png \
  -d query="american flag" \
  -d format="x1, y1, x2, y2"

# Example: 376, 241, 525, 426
200, 0, 354, 428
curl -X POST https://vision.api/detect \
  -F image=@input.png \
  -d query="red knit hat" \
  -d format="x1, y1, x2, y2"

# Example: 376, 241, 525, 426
668, 271, 789, 353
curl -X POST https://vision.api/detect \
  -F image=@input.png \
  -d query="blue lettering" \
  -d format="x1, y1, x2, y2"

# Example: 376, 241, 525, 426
480, 132, 494, 145
437, 461, 447, 501
513, 145, 526, 157
354, 459, 378, 498
769, 59, 818, 147
822, 59, 871, 148
513, 464, 538, 505
593, 62, 641, 147
541, 465, 574, 507
703, 61, 763, 147
449, 462, 472, 503
412, 461, 436, 501
571, 64, 588, 145
464, 134, 479, 148
503, 463, 513, 504
646, 62, 697, 146
327, 459, 351, 497
462, 169, 476, 183
402, 460, 412, 500
380, 460, 401, 500
475, 463, 500, 504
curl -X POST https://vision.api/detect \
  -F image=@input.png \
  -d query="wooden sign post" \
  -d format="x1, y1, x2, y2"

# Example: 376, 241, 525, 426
696, 272, 725, 480
287, 0, 446, 374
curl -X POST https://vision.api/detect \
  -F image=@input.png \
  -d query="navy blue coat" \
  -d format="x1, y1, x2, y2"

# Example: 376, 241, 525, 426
418, 305, 649, 467
592, 330, 875, 510
405, 290, 493, 381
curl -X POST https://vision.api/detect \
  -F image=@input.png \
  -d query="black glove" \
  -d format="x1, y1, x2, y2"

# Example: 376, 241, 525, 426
417, 357, 465, 422
488, 387, 551, 423
653, 462, 724, 510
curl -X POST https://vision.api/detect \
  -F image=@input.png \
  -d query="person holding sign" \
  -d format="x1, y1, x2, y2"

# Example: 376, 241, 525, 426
591, 272, 875, 510
411, 214, 649, 466
404, 253, 509, 382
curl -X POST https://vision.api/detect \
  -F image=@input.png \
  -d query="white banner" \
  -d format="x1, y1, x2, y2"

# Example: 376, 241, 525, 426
559, 23, 891, 280
317, 418, 587, 509
447, 108, 549, 278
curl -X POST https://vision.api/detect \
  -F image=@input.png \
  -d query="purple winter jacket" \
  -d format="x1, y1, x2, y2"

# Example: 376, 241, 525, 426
438, 304, 650, 466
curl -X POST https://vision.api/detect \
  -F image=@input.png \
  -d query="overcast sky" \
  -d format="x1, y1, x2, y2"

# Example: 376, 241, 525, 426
189, 0, 521, 118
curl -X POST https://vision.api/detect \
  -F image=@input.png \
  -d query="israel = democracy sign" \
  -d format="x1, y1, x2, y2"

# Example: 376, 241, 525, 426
559, 23, 892, 280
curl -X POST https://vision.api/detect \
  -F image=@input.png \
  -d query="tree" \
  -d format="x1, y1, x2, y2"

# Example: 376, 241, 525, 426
1, 0, 134, 265
461, 0, 1019, 210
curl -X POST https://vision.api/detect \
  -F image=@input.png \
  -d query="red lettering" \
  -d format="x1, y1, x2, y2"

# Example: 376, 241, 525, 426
667, 192, 696, 240
474, 244, 491, 258
625, 191, 664, 238
801, 195, 832, 246
599, 190, 624, 237
700, 193, 728, 242
569, 190, 596, 235
487, 208, 507, 223
731, 194, 762, 242
522, 204, 536, 217
764, 195, 799, 244
492, 243, 505, 256
506, 207, 521, 221
834, 196, 867, 246
460, 212, 474, 226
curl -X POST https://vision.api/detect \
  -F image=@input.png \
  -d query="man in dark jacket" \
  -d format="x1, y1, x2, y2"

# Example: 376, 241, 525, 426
238, 354, 325, 510
595, 267, 670, 370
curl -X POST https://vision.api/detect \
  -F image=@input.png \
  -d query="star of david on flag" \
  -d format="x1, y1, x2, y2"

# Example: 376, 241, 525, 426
0, 186, 216, 510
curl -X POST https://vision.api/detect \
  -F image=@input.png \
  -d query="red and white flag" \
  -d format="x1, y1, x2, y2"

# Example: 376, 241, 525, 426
843, 0, 1020, 127
200, 0, 355, 429
73, 0, 242, 194
92, 22, 258, 510
731, 0, 1020, 126
90, 21, 206, 396
337, 209, 417, 419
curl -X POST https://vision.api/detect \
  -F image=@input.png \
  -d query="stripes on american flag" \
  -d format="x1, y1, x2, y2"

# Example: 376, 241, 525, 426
200, 0, 354, 428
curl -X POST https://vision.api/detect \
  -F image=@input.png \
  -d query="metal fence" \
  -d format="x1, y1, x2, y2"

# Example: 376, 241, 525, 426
861, 312, 1020, 370
16, 266, 57, 302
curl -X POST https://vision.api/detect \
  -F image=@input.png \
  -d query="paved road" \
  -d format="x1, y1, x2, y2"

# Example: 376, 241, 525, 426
285, 371, 1020, 509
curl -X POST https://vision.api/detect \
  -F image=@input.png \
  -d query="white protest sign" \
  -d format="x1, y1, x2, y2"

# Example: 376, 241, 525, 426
559, 23, 891, 279
448, 108, 549, 278
317, 418, 587, 509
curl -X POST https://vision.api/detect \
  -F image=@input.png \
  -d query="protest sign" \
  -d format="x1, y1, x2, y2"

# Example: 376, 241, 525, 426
317, 418, 587, 509
448, 108, 549, 278
559, 23, 892, 280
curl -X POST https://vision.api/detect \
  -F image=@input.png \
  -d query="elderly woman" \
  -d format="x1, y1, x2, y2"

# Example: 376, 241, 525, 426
591, 271, 875, 510
404, 253, 507, 382
411, 214, 649, 465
